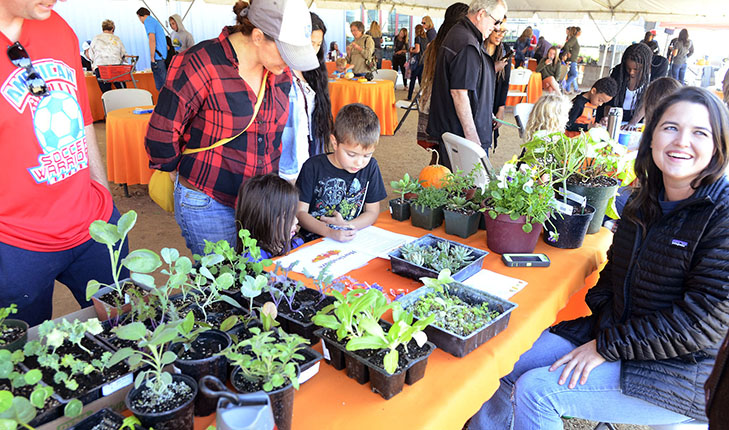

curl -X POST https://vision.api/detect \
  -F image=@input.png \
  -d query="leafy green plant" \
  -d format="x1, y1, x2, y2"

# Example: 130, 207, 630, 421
399, 240, 475, 273
345, 302, 434, 374
85, 210, 162, 302
0, 388, 82, 430
312, 288, 391, 342
442, 166, 482, 198
413, 270, 500, 336
520, 131, 584, 204
485, 160, 555, 234
412, 186, 448, 211
188, 254, 241, 323
130, 248, 193, 324
239, 274, 268, 315
390, 173, 421, 204
218, 328, 308, 392
239, 229, 272, 277
445, 196, 479, 214
0, 305, 17, 332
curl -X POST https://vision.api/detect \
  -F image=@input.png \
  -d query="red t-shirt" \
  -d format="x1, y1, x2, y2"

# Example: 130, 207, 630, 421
0, 12, 112, 252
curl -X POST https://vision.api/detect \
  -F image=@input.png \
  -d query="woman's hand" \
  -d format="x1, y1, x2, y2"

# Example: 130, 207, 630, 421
549, 340, 606, 389
546, 58, 552, 65
495, 58, 508, 73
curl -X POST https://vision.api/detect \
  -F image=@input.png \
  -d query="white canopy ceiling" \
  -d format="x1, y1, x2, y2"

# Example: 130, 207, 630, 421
178, 0, 729, 24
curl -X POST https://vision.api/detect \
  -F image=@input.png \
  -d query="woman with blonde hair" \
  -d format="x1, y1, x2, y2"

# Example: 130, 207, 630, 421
421, 15, 436, 43
366, 21, 383, 69
524, 93, 571, 141
514, 27, 532, 68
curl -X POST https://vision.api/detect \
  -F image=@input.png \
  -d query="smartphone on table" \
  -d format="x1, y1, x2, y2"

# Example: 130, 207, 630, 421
501, 253, 550, 267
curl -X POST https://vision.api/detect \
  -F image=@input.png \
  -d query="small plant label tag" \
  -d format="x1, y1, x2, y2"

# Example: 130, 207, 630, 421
552, 199, 573, 215
101, 372, 133, 396
389, 206, 393, 214
320, 340, 331, 360
298, 362, 320, 385
124, 293, 130, 304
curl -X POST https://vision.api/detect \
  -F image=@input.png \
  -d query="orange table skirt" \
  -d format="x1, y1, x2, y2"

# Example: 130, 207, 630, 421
506, 71, 543, 106
325, 61, 337, 76
85, 71, 159, 122
381, 59, 392, 69
105, 106, 155, 185
328, 78, 397, 135
210, 212, 610, 430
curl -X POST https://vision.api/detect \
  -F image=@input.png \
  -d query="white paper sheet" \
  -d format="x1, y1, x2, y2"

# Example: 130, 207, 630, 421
275, 240, 375, 279
322, 226, 417, 259
462, 269, 528, 300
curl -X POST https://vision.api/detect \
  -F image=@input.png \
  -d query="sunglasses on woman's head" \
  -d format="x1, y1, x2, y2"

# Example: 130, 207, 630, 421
7, 41, 48, 98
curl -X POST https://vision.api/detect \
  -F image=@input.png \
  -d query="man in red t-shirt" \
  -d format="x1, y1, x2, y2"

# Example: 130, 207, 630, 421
0, 0, 128, 326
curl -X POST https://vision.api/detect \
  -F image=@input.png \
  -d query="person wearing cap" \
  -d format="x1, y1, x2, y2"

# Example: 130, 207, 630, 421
642, 30, 659, 56
145, 0, 318, 257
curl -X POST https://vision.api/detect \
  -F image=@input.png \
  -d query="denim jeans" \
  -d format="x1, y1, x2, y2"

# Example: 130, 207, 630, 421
469, 330, 693, 430
563, 62, 579, 92
672, 63, 688, 85
150, 60, 167, 90
173, 175, 237, 257
0, 206, 128, 326
408, 63, 423, 100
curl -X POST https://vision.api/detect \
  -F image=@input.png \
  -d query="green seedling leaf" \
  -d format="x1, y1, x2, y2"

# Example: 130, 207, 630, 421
85, 280, 101, 301
346, 335, 386, 351
116, 210, 137, 239
149, 327, 180, 345
0, 392, 12, 413
220, 315, 240, 332
23, 369, 42, 386
160, 372, 172, 387
161, 351, 176, 366
12, 397, 35, 424
122, 249, 162, 273
116, 322, 147, 341
89, 220, 121, 246
383, 350, 399, 374
219, 294, 242, 309
0, 419, 16, 430
29, 386, 49, 409
64, 398, 83, 418
216, 273, 234, 289
131, 273, 156, 289
0, 363, 12, 380
160, 247, 179, 265
108, 348, 135, 367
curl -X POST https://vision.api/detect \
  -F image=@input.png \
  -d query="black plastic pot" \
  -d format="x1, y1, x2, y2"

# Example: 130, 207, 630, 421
566, 179, 619, 234
444, 209, 481, 239
252, 289, 336, 344
544, 202, 596, 249
126, 374, 198, 430
410, 204, 444, 230
389, 198, 411, 221
230, 367, 297, 430
171, 330, 232, 417
388, 234, 488, 282
397, 282, 518, 358
69, 408, 125, 430
0, 319, 29, 352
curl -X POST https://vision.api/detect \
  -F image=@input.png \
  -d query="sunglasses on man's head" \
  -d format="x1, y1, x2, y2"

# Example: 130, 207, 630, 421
7, 41, 48, 98
488, 13, 503, 27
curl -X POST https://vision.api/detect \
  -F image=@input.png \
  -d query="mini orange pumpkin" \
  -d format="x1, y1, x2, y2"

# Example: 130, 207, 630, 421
418, 149, 451, 188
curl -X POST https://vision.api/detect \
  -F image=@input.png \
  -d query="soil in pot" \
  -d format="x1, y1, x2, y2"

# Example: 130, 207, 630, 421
70, 408, 124, 430
231, 369, 296, 430
389, 199, 411, 221
544, 202, 595, 249
0, 379, 62, 426
566, 177, 619, 234
444, 209, 481, 239
127, 374, 197, 430
0, 319, 28, 351
484, 214, 542, 254
185, 301, 245, 327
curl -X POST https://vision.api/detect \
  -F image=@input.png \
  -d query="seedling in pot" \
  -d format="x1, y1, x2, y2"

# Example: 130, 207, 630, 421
445, 196, 479, 215
131, 247, 193, 324
85, 210, 162, 305
0, 389, 82, 430
412, 186, 448, 211
188, 254, 242, 323
0, 349, 60, 416
390, 173, 421, 204
239, 274, 268, 316
238, 229, 273, 277
312, 288, 391, 342
264, 263, 305, 315
0, 305, 17, 333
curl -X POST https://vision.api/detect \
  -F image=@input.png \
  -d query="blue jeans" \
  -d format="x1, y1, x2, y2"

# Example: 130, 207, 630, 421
0, 206, 128, 326
150, 60, 167, 90
563, 62, 579, 92
408, 63, 423, 99
470, 330, 693, 430
671, 63, 687, 84
173, 175, 237, 257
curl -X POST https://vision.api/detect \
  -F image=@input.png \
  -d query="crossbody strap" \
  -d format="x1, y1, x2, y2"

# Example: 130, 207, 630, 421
182, 70, 270, 155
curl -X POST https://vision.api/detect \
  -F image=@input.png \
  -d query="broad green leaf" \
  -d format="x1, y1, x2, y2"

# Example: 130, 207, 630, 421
134, 371, 146, 389
175, 256, 192, 274
23, 369, 42, 385
346, 335, 386, 351
115, 210, 137, 240
220, 315, 239, 332
85, 280, 101, 301
108, 348, 135, 367
29, 387, 49, 409
122, 249, 162, 273
161, 351, 176, 365
160, 247, 179, 265
0, 392, 12, 413
89, 220, 121, 246
160, 372, 172, 387
216, 273, 234, 289
0, 418, 17, 430
131, 273, 156, 289
0, 363, 12, 380
199, 266, 214, 281
360, 318, 385, 338
12, 397, 35, 424
116, 322, 147, 341
149, 327, 179, 346
64, 399, 83, 418
311, 314, 339, 330
128, 354, 142, 368
383, 350, 399, 374
180, 311, 194, 333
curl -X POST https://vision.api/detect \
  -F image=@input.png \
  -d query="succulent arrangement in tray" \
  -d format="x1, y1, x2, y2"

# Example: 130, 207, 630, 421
398, 240, 475, 274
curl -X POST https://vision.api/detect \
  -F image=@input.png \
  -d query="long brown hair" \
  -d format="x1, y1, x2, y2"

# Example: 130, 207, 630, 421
235, 174, 299, 257
624, 87, 729, 231
232, 1, 272, 39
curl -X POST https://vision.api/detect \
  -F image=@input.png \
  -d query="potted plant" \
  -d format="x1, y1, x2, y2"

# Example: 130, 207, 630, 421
388, 234, 487, 282
443, 196, 482, 239
389, 173, 421, 221
520, 131, 596, 248
218, 328, 309, 430
410, 186, 448, 230
85, 210, 162, 320
397, 270, 518, 357
0, 305, 28, 352
483, 160, 555, 254
108, 319, 198, 430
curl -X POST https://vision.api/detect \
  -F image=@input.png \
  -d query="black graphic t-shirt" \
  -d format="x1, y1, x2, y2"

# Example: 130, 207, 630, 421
296, 154, 387, 221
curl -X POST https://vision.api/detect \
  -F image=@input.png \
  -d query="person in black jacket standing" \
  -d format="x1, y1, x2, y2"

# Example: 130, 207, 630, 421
469, 86, 729, 429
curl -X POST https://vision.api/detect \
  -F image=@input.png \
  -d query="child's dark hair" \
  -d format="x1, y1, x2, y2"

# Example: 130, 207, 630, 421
639, 77, 681, 124
592, 77, 618, 98
333, 103, 380, 148
235, 174, 299, 257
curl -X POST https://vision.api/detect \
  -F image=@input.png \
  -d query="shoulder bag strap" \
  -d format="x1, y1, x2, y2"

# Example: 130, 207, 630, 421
182, 70, 270, 155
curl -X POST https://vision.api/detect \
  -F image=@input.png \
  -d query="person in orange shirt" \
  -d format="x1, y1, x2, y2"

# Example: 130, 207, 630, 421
565, 77, 617, 137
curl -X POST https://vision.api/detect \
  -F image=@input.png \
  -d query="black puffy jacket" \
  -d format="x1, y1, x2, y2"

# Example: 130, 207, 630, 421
552, 177, 729, 420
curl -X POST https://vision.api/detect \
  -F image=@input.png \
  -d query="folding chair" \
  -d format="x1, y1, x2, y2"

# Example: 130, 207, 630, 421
97, 55, 139, 89
507, 68, 533, 105
441, 132, 494, 189
394, 90, 420, 135
101, 88, 153, 116
374, 69, 398, 86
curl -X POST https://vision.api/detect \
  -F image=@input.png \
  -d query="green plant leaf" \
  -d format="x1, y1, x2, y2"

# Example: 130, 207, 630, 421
360, 318, 385, 338
89, 220, 120, 246
311, 314, 339, 330
12, 397, 35, 424
64, 399, 83, 418
0, 419, 16, 430
108, 348, 135, 367
0, 363, 12, 380
161, 351, 176, 366
23, 369, 42, 386
346, 335, 386, 351
122, 249, 162, 273
160, 372, 172, 387
149, 327, 180, 346
130, 273, 156, 289
85, 280, 101, 301
29, 387, 49, 409
0, 392, 12, 413
116, 322, 147, 341
160, 247, 179, 265
216, 273, 235, 289
219, 294, 242, 309
383, 350, 399, 374
115, 210, 137, 240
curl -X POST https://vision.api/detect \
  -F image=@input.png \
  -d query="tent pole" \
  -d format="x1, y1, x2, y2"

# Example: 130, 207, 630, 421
142, 0, 170, 35
181, 0, 196, 22
599, 44, 608, 78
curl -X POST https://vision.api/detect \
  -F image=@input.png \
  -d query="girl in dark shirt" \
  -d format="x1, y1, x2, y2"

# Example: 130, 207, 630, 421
392, 28, 409, 89
485, 21, 511, 150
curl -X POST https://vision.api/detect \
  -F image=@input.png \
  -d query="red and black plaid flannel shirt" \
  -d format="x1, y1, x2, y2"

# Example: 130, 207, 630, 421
145, 26, 291, 207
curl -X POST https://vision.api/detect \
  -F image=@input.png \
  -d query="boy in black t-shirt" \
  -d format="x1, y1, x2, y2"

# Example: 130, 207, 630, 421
565, 77, 618, 137
296, 103, 387, 242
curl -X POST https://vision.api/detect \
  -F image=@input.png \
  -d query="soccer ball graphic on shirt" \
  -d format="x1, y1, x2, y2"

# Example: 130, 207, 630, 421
32, 91, 84, 154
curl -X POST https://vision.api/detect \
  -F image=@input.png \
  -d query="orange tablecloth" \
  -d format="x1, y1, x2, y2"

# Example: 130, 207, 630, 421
105, 106, 155, 185
506, 71, 543, 106
186, 213, 610, 430
381, 59, 392, 69
85, 71, 159, 122
328, 79, 397, 135
325, 61, 337, 75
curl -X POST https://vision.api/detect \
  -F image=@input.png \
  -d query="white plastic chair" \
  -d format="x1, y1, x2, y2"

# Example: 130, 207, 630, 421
441, 132, 494, 189
513, 102, 534, 139
101, 88, 153, 116
507, 68, 533, 103
374, 69, 398, 86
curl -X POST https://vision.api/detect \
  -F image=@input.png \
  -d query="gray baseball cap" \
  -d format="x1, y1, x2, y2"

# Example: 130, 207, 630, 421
245, 0, 319, 72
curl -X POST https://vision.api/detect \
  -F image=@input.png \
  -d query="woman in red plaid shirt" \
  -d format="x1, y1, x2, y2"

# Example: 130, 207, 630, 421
145, 0, 319, 256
